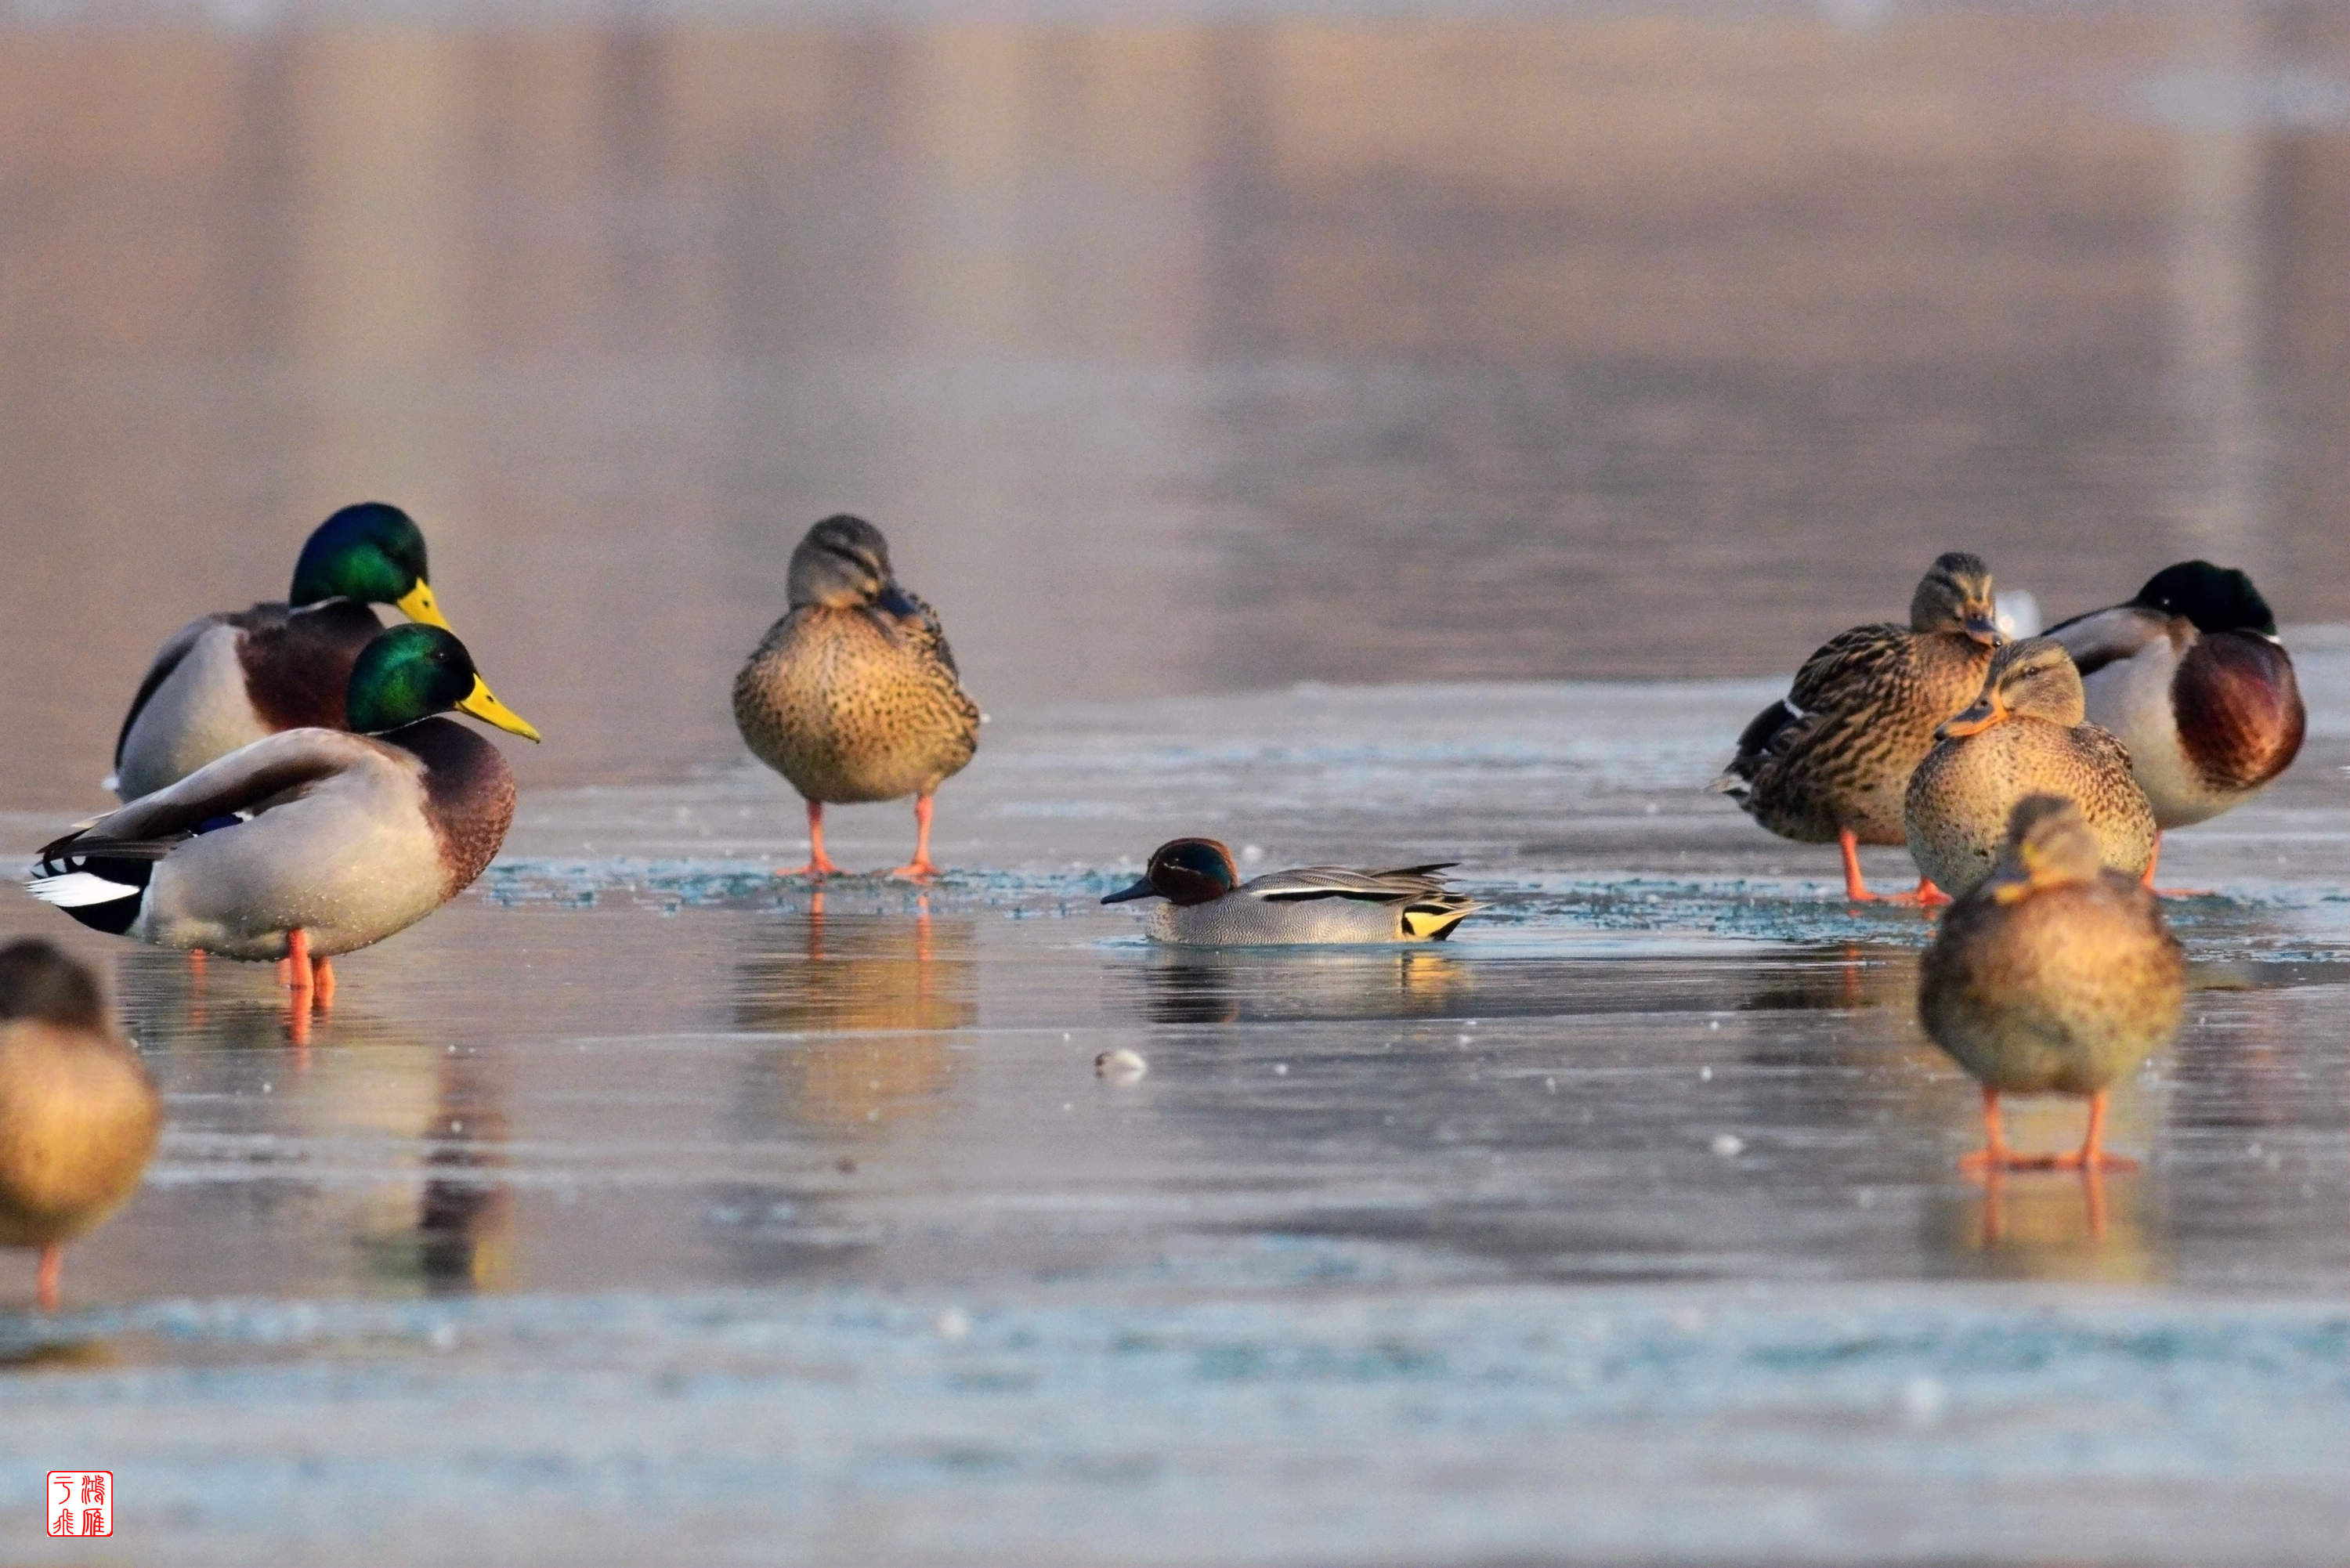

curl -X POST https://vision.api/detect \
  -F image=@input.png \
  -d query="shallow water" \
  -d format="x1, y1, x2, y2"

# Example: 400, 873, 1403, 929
6, 3, 2350, 1563
2, 663, 2347, 1564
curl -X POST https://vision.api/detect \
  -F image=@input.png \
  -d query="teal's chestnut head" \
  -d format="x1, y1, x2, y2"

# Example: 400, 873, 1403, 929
291, 502, 451, 629
1103, 838, 1242, 908
345, 625, 540, 741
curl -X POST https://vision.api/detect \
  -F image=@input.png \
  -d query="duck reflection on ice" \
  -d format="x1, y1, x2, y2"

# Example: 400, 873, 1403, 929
1929, 1166, 2157, 1284
414, 1050, 513, 1295
729, 893, 976, 1131
1133, 944, 1468, 1026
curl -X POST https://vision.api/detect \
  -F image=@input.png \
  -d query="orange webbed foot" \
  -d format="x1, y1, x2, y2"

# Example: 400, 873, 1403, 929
886, 858, 941, 882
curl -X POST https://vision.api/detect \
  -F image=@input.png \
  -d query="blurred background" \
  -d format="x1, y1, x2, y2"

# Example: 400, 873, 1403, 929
2, 0, 2344, 803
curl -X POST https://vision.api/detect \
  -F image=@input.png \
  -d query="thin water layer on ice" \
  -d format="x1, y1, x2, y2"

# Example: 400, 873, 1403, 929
0, 665, 2345, 1564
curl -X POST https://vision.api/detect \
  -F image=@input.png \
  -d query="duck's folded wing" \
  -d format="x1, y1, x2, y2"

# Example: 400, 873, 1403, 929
1249, 865, 1459, 903
45, 728, 384, 861
2044, 605, 2171, 677
1784, 622, 1907, 716
113, 612, 236, 768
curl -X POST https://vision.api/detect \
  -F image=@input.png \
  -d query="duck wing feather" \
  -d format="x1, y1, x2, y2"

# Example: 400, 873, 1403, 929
46, 728, 389, 862
2045, 604, 2173, 678
1249, 864, 1461, 904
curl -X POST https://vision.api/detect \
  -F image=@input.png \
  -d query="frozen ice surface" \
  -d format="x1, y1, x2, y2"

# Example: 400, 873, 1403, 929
1, 662, 2345, 1565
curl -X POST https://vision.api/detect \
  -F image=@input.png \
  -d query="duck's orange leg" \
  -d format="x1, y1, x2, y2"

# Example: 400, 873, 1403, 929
278, 928, 314, 996
312, 954, 337, 1011
1958, 1085, 2011, 1173
1839, 829, 1948, 905
2140, 834, 2214, 898
35, 1244, 61, 1312
887, 794, 941, 881
786, 799, 843, 877
2041, 1090, 2140, 1172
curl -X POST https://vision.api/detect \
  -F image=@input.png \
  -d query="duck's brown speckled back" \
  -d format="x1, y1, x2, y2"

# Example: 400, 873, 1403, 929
734, 604, 979, 804
1736, 624, 1997, 844
1920, 869, 2182, 1096
1904, 718, 2157, 897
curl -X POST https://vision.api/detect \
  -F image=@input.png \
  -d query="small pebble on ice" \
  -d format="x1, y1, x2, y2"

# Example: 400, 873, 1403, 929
1700, 1066, 1712, 1081
935, 1308, 971, 1341
1901, 1375, 1948, 1426
1241, 844, 1265, 865
1711, 1133, 1744, 1158
1095, 1049, 1148, 1083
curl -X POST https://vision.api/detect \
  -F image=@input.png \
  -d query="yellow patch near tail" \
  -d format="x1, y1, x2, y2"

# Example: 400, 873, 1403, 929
1401, 902, 1475, 941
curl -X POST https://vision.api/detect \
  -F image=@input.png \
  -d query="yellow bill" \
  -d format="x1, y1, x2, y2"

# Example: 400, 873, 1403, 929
396, 580, 455, 631
457, 675, 542, 742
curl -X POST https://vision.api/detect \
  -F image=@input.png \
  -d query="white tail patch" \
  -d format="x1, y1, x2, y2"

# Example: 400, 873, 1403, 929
24, 870, 139, 908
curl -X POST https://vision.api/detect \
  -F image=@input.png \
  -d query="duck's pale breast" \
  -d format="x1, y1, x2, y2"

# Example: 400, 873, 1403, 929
0, 1023, 162, 1247
1904, 720, 2158, 898
138, 745, 454, 960
1920, 878, 2184, 1095
734, 608, 979, 804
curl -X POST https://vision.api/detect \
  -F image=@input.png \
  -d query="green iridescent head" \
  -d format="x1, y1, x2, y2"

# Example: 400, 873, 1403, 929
345, 625, 540, 742
289, 503, 452, 628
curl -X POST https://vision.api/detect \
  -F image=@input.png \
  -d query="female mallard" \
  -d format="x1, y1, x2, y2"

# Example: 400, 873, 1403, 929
0, 939, 161, 1310
1919, 795, 2184, 1170
113, 501, 459, 802
1716, 552, 2004, 902
1904, 638, 2157, 899
31, 627, 538, 997
734, 515, 979, 880
1101, 838, 1479, 945
2046, 560, 2305, 878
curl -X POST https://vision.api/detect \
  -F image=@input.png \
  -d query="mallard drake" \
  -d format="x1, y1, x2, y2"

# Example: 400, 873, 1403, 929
1919, 795, 2184, 1170
113, 502, 458, 802
2046, 561, 2305, 877
1102, 838, 1479, 945
31, 627, 538, 997
1904, 638, 2157, 899
733, 515, 979, 880
0, 939, 161, 1310
1716, 552, 2004, 902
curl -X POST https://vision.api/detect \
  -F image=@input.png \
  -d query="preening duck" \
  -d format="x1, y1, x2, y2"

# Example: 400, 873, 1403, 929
1904, 638, 2157, 900
1716, 552, 2004, 902
734, 515, 980, 880
1102, 838, 1479, 945
0, 940, 161, 1310
2046, 561, 2305, 876
1919, 795, 2184, 1172
113, 502, 460, 802
33, 627, 539, 997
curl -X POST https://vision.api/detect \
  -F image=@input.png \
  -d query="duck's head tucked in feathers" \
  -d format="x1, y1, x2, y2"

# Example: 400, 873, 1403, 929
346, 626, 541, 742
1937, 638, 2084, 739
1911, 551, 2004, 646
2131, 560, 2278, 638
1102, 839, 1240, 907
0, 940, 106, 1028
290, 502, 450, 629
787, 515, 924, 617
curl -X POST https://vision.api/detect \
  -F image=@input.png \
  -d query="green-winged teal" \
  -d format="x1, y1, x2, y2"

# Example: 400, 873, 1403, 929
1102, 838, 1478, 945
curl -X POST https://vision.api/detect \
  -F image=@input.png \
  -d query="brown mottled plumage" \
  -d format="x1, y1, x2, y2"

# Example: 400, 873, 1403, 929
1716, 552, 2004, 901
734, 516, 979, 879
0, 941, 161, 1310
1905, 638, 2157, 899
1920, 796, 2184, 1170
